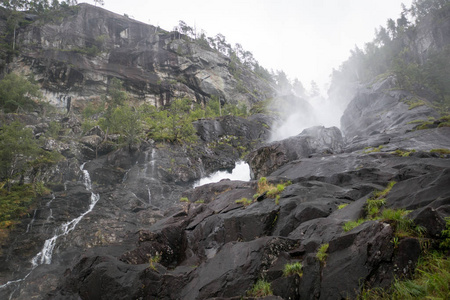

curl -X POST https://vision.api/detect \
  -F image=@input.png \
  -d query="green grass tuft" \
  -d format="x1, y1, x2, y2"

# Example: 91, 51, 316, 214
283, 262, 303, 277
316, 243, 329, 263
247, 279, 273, 297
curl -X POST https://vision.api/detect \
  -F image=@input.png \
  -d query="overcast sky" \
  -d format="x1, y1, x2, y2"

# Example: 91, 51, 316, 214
79, 0, 412, 93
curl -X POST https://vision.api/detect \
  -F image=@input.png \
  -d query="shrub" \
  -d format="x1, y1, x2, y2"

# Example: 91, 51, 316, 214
247, 280, 273, 297
283, 262, 303, 277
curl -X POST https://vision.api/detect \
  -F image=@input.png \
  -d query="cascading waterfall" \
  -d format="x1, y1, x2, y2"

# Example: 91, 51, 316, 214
0, 162, 100, 292
31, 163, 99, 266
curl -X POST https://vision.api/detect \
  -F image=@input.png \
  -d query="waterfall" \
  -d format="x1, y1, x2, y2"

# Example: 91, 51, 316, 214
193, 161, 251, 188
0, 162, 101, 292
147, 186, 152, 205
31, 163, 100, 266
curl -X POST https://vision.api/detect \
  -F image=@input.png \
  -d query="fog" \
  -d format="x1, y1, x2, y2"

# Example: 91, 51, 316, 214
269, 92, 346, 142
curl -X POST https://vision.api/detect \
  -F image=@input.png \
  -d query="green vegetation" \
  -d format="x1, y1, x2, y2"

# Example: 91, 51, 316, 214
360, 251, 450, 299
283, 262, 303, 277
0, 121, 41, 191
343, 219, 366, 232
338, 203, 349, 209
363, 145, 385, 154
330, 0, 450, 114
406, 98, 426, 110
247, 279, 273, 298
343, 181, 396, 231
439, 217, 450, 250
235, 197, 252, 207
316, 243, 329, 263
343, 182, 424, 238
430, 148, 450, 155
257, 177, 292, 202
0, 183, 49, 229
0, 73, 42, 113
392, 149, 416, 157
148, 254, 161, 271
179, 197, 189, 203
194, 199, 205, 204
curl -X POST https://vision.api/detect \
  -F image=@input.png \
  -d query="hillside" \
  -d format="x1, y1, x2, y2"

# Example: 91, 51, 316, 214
0, 1, 449, 299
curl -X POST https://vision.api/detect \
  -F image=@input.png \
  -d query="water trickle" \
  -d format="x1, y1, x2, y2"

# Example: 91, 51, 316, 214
25, 210, 37, 233
46, 193, 55, 207
150, 148, 156, 175
142, 151, 149, 175
147, 186, 152, 205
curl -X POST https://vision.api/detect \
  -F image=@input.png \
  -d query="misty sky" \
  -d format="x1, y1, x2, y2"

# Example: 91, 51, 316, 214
80, 0, 412, 94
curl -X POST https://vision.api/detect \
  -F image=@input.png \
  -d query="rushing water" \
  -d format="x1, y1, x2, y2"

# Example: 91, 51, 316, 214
193, 161, 251, 188
0, 163, 100, 293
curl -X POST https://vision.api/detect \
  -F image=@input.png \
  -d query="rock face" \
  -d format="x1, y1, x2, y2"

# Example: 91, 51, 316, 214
5, 4, 274, 111
247, 126, 344, 178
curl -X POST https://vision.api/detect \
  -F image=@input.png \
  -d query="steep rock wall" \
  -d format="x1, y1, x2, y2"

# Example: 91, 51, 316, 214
5, 4, 274, 110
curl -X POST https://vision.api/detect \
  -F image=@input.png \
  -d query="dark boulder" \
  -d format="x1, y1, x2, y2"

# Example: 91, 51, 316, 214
248, 126, 344, 178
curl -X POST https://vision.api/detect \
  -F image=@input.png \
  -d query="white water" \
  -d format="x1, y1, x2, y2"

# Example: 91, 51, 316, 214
0, 163, 100, 291
193, 161, 251, 188
31, 163, 100, 266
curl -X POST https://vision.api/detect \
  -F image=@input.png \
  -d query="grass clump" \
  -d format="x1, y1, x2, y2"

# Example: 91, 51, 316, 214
316, 243, 329, 263
363, 145, 385, 154
338, 203, 349, 209
439, 217, 450, 250
390, 251, 450, 299
179, 197, 189, 203
283, 262, 303, 277
194, 199, 205, 204
392, 149, 416, 157
257, 177, 291, 203
235, 197, 253, 207
247, 279, 273, 297
408, 99, 426, 110
343, 219, 366, 232
372, 181, 396, 199
430, 148, 450, 155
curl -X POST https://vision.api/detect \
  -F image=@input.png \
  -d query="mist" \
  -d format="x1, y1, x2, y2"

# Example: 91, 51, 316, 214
269, 91, 346, 142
